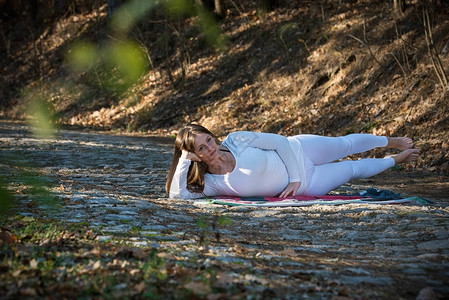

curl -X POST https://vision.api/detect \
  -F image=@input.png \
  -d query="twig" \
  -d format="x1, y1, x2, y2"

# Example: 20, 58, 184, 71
228, 0, 244, 16
394, 20, 411, 72
321, 4, 325, 26
401, 77, 422, 102
442, 39, 449, 54
348, 34, 381, 67
388, 52, 407, 79
297, 38, 310, 53
422, 0, 448, 89
132, 25, 154, 69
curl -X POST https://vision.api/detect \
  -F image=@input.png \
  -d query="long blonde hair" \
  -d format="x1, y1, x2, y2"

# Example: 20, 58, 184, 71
165, 124, 215, 195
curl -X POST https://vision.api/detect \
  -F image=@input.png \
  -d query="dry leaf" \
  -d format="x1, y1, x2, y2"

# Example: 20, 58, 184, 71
130, 269, 140, 276
0, 231, 18, 244
212, 272, 233, 289
184, 281, 211, 295
29, 259, 38, 269
233, 243, 245, 254
134, 282, 146, 293
207, 293, 228, 300
131, 247, 146, 260
89, 248, 101, 257
20, 287, 37, 297
281, 247, 296, 257
93, 260, 101, 270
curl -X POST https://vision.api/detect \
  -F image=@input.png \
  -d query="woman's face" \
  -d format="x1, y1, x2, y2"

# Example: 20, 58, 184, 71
193, 133, 219, 163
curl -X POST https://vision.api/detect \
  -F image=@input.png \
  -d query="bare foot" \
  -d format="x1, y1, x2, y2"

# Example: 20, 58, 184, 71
387, 137, 414, 151
392, 149, 420, 164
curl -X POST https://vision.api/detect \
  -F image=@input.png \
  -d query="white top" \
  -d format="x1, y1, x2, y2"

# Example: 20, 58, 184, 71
169, 131, 309, 199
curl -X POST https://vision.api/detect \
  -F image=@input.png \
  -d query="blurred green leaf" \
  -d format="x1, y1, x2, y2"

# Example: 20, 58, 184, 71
0, 180, 13, 216
65, 41, 98, 74
197, 7, 228, 49
218, 215, 232, 226
27, 94, 56, 138
197, 216, 207, 229
164, 0, 195, 17
110, 0, 158, 34
103, 39, 149, 94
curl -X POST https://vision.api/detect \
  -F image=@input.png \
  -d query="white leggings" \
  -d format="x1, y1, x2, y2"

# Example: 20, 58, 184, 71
295, 134, 395, 195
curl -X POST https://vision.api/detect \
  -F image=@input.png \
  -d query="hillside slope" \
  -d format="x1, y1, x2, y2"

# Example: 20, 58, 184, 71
1, 1, 448, 172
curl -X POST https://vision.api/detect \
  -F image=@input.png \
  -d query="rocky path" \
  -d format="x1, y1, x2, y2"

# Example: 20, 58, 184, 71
1, 120, 448, 299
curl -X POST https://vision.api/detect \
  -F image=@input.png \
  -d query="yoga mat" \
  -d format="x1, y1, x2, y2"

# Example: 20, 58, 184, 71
198, 190, 433, 207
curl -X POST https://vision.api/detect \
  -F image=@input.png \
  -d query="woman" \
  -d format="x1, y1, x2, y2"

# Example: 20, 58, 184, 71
166, 124, 419, 199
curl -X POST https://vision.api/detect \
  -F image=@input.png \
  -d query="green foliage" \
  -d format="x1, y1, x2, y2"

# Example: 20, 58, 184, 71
105, 40, 149, 93
196, 6, 228, 50
110, 0, 158, 34
218, 215, 232, 226
21, 86, 58, 138
65, 41, 98, 74
0, 180, 13, 217
196, 214, 232, 244
163, 0, 196, 17
65, 0, 226, 98
0, 150, 58, 214
1, 82, 58, 216
66, 39, 149, 95
196, 215, 207, 229
163, 0, 228, 49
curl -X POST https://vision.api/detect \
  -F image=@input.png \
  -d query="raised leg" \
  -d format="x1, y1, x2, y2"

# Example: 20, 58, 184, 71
296, 134, 388, 165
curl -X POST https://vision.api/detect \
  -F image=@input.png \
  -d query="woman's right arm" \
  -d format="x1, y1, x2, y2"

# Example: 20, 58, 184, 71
169, 151, 205, 199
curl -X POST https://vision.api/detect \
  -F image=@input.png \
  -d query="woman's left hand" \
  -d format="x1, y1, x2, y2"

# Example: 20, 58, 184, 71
279, 182, 301, 198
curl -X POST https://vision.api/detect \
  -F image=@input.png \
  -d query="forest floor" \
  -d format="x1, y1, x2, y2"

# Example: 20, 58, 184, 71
1, 120, 448, 299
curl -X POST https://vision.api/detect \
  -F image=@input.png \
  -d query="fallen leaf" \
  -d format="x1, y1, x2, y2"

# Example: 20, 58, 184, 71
134, 282, 146, 293
281, 247, 296, 257
0, 231, 17, 244
115, 247, 147, 259
90, 248, 101, 257
20, 287, 37, 297
184, 281, 211, 295
130, 269, 140, 276
130, 247, 146, 260
29, 258, 38, 269
207, 293, 228, 300
213, 272, 233, 289
93, 260, 101, 270
233, 243, 245, 254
